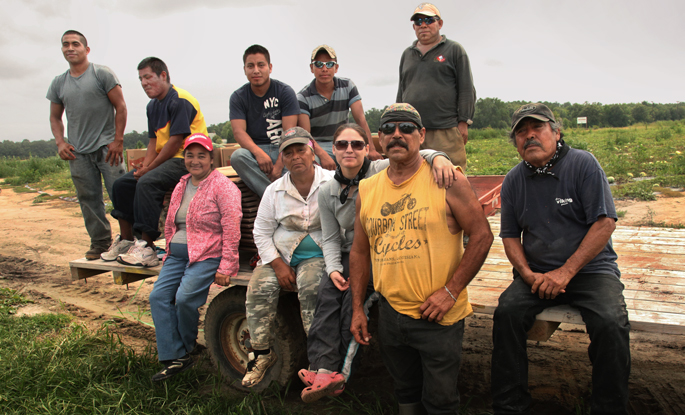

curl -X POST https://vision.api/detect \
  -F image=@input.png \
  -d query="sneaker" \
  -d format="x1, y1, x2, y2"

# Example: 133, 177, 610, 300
242, 350, 277, 387
298, 368, 316, 386
100, 235, 135, 261
301, 372, 346, 403
151, 354, 195, 382
116, 239, 160, 267
85, 245, 109, 261
299, 369, 344, 396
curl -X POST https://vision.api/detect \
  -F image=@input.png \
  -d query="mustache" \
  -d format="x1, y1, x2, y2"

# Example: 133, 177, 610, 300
386, 139, 409, 150
524, 140, 542, 149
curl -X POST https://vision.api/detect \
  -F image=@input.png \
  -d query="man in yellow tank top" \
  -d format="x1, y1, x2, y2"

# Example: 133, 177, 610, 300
349, 103, 493, 415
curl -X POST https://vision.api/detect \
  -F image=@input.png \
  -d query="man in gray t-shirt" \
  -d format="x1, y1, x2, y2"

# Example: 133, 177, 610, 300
47, 30, 128, 259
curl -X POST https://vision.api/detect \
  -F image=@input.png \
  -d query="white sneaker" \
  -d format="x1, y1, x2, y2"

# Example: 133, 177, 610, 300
116, 239, 160, 267
100, 235, 135, 262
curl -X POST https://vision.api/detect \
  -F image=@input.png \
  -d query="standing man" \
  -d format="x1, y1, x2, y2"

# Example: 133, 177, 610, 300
349, 104, 493, 415
229, 45, 302, 197
101, 57, 207, 267
297, 44, 382, 165
492, 103, 630, 415
47, 30, 127, 260
396, 3, 476, 171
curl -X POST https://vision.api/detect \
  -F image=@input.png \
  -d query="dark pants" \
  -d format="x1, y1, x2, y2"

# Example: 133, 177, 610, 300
307, 252, 373, 373
491, 273, 631, 415
110, 158, 187, 240
379, 296, 465, 415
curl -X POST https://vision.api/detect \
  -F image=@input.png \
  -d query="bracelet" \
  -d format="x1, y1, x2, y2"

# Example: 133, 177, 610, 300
444, 285, 457, 302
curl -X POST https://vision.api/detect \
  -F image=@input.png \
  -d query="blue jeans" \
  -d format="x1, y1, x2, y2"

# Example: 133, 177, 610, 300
230, 143, 281, 198
315, 141, 335, 161
69, 146, 126, 247
378, 296, 465, 415
491, 273, 630, 415
149, 243, 220, 361
110, 157, 187, 240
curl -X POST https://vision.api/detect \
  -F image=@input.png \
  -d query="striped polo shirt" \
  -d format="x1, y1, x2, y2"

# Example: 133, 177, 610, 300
297, 77, 361, 142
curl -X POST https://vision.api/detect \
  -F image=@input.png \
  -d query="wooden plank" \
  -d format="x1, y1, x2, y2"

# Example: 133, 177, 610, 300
70, 266, 108, 281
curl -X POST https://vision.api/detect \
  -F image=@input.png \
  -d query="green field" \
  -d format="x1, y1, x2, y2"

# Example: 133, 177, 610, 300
2, 121, 684, 203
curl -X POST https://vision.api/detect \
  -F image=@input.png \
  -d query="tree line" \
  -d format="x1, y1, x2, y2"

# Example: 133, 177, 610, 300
3, 100, 683, 159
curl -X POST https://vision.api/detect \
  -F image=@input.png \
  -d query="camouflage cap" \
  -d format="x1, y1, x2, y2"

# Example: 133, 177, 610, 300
311, 44, 337, 61
510, 103, 556, 134
411, 2, 441, 20
379, 103, 424, 130
279, 127, 315, 153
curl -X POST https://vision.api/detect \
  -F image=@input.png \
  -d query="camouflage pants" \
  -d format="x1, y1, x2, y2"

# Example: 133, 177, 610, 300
246, 257, 326, 350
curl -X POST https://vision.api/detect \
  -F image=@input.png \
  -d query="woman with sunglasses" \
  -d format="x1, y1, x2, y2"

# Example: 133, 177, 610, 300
148, 133, 242, 382
298, 123, 456, 402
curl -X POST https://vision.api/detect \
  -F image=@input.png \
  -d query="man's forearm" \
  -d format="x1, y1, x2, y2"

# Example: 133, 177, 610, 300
349, 248, 371, 310
445, 227, 493, 296
147, 136, 183, 170
114, 106, 127, 142
561, 216, 616, 276
50, 119, 65, 143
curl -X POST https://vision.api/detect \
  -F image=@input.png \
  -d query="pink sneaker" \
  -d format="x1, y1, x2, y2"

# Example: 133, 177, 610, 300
301, 372, 345, 403
298, 368, 316, 386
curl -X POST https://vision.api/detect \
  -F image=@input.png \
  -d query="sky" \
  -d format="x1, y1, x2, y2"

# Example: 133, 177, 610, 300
1, 0, 684, 142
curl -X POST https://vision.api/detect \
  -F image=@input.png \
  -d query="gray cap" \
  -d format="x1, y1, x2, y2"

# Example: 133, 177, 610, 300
279, 127, 314, 153
510, 103, 556, 134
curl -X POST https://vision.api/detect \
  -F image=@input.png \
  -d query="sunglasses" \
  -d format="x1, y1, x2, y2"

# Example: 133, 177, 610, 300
379, 122, 419, 135
312, 61, 336, 69
413, 16, 439, 26
334, 140, 366, 151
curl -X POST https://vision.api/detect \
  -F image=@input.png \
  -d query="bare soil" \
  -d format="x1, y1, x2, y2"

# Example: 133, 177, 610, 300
1, 187, 684, 414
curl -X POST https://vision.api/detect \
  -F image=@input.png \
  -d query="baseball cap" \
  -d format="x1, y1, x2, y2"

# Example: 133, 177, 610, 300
411, 3, 441, 20
380, 103, 424, 129
279, 127, 314, 153
311, 44, 337, 61
183, 133, 213, 151
510, 103, 556, 134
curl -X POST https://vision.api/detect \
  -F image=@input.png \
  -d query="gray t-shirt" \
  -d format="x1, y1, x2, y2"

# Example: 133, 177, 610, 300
46, 63, 121, 154
171, 180, 199, 245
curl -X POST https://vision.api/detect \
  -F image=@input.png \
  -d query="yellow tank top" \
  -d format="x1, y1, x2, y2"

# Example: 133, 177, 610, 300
359, 161, 472, 325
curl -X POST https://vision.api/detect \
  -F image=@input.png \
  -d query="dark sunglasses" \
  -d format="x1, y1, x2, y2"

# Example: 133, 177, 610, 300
413, 16, 439, 26
312, 61, 336, 69
334, 140, 366, 151
380, 122, 419, 135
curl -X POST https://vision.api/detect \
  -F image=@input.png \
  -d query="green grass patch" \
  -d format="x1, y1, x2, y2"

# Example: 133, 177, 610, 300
616, 210, 627, 218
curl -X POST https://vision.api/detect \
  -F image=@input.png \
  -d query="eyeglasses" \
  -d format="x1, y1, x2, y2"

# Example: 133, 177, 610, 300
413, 16, 439, 26
312, 61, 336, 69
379, 122, 419, 135
334, 140, 366, 151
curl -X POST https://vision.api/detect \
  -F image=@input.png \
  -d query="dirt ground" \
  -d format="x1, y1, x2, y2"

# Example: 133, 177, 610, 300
1, 187, 684, 414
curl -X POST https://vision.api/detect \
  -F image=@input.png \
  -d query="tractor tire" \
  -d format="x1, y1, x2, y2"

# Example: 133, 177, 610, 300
204, 286, 307, 392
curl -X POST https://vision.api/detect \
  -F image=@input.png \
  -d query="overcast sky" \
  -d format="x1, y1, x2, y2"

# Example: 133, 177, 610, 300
2, 0, 684, 142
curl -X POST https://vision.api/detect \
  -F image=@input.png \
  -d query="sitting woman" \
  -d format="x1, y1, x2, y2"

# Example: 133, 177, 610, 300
299, 123, 457, 402
149, 133, 242, 381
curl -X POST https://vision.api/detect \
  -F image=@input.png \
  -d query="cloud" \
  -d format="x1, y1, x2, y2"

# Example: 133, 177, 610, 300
365, 76, 397, 87
484, 59, 504, 67
100, 0, 292, 16
0, 59, 38, 79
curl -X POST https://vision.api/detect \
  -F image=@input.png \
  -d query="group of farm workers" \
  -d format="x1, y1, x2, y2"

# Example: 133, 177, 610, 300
47, 3, 630, 414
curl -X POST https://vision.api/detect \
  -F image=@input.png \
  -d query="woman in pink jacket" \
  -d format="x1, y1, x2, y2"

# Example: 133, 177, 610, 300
150, 133, 242, 382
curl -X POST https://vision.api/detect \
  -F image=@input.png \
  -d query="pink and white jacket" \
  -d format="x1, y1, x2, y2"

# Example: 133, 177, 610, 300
164, 169, 242, 276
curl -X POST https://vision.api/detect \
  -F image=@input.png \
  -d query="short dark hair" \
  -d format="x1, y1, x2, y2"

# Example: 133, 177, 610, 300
137, 57, 170, 83
243, 44, 271, 64
61, 30, 87, 48
333, 124, 369, 145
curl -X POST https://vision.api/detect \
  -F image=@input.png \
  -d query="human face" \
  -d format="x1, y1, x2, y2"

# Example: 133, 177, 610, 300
184, 144, 212, 182
244, 53, 272, 88
413, 14, 443, 45
282, 143, 315, 176
514, 118, 561, 167
310, 52, 338, 84
138, 66, 169, 100
61, 34, 89, 66
333, 129, 368, 171
379, 121, 424, 161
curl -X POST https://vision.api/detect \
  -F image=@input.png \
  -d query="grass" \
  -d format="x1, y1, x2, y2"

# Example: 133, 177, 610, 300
467, 120, 685, 200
